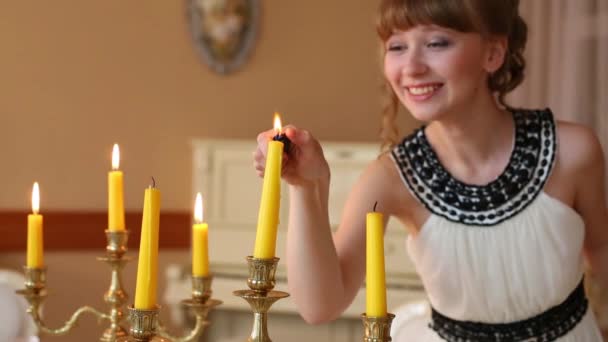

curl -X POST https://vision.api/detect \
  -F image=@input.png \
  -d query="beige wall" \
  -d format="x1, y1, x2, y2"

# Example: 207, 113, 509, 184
0, 0, 416, 212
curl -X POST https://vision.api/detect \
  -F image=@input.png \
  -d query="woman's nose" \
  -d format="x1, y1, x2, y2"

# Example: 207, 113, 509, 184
402, 51, 428, 77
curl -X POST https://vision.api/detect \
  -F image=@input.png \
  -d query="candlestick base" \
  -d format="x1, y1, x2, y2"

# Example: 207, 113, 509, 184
361, 313, 395, 342
233, 290, 289, 342
234, 256, 289, 342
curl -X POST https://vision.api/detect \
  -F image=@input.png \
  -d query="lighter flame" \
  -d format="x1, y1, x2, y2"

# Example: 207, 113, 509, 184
194, 192, 203, 223
112, 144, 120, 170
273, 112, 282, 135
32, 182, 40, 214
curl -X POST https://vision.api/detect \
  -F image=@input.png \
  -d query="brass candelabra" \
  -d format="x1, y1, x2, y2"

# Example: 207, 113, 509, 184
17, 230, 130, 341
361, 313, 395, 342
233, 256, 289, 342
17, 230, 221, 341
120, 275, 221, 342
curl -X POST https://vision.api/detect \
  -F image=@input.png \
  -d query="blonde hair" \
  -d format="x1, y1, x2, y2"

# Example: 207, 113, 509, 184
377, 0, 527, 151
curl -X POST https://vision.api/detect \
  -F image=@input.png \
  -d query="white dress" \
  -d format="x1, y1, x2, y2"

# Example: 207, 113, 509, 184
390, 108, 603, 341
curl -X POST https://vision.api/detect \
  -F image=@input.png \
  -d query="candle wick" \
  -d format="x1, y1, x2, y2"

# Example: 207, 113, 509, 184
151, 176, 156, 188
373, 201, 378, 212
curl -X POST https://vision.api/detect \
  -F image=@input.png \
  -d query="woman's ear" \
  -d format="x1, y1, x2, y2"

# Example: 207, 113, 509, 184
484, 36, 508, 73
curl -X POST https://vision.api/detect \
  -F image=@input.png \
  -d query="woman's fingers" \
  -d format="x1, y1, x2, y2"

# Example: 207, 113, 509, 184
253, 148, 265, 177
254, 125, 302, 179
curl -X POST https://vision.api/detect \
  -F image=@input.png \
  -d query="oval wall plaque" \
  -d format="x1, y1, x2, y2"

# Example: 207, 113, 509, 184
187, 0, 260, 75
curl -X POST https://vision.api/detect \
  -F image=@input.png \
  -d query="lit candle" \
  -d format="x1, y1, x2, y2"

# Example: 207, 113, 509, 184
108, 144, 125, 231
192, 192, 209, 277
253, 113, 284, 259
134, 181, 161, 310
366, 205, 387, 317
27, 182, 44, 268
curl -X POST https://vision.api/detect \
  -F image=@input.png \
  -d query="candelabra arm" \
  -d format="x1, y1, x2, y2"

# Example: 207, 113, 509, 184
17, 267, 111, 337
156, 314, 207, 342
155, 275, 221, 342
29, 305, 110, 336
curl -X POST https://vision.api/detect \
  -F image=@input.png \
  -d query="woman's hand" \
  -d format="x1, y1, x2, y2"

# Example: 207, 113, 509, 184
253, 126, 329, 187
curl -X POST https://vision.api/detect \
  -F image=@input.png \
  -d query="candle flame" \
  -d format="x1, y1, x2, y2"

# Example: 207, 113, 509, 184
32, 182, 40, 214
194, 192, 203, 223
273, 112, 282, 135
112, 144, 120, 170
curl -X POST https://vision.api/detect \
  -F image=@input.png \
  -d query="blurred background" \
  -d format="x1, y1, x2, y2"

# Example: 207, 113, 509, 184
0, 0, 605, 341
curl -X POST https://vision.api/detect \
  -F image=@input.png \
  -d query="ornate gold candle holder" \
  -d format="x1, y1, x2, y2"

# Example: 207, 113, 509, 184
361, 313, 395, 342
16, 229, 131, 340
120, 305, 169, 342
98, 230, 131, 341
233, 256, 289, 342
156, 274, 222, 342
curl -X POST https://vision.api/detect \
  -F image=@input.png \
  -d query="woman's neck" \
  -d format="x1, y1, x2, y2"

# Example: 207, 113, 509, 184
424, 96, 515, 185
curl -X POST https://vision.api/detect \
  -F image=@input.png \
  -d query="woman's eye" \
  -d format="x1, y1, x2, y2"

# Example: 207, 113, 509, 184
427, 39, 450, 48
387, 44, 407, 52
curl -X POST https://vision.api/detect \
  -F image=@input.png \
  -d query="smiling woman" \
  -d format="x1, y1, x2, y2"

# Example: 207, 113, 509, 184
250, 0, 608, 341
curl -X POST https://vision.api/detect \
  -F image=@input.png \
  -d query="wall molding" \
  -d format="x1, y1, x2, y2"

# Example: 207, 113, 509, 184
0, 211, 190, 250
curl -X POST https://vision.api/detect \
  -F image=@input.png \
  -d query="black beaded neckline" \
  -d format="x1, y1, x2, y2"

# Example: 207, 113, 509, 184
391, 108, 556, 226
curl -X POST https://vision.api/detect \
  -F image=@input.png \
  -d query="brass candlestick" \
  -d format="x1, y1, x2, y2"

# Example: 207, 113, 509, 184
361, 313, 395, 342
17, 229, 131, 340
156, 275, 222, 342
234, 256, 289, 342
99, 230, 131, 341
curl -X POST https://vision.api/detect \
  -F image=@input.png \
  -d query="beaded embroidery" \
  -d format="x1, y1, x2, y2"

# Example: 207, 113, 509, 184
391, 108, 556, 226
429, 279, 588, 342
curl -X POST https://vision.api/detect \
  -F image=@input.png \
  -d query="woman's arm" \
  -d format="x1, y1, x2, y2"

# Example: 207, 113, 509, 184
569, 125, 608, 334
286, 155, 398, 323
254, 127, 402, 324
571, 126, 608, 287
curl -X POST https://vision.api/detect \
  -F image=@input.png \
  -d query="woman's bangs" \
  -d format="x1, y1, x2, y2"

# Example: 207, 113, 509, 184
377, 0, 478, 41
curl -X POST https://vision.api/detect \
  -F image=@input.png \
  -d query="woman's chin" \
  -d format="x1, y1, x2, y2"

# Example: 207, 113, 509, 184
405, 107, 445, 123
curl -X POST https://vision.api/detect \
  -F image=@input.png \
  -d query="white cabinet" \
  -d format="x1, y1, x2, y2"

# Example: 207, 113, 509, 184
164, 139, 425, 342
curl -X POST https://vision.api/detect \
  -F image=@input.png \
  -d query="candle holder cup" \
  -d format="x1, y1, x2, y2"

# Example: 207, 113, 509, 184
234, 256, 289, 342
361, 313, 395, 342
118, 305, 169, 342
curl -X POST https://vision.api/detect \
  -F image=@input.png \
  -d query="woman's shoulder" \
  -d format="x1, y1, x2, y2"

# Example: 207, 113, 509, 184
512, 107, 603, 170
554, 118, 604, 172
356, 152, 420, 220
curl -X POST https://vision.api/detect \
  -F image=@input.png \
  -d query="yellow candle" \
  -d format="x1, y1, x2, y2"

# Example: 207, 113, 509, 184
366, 210, 387, 317
253, 113, 284, 259
27, 182, 44, 268
192, 192, 210, 276
134, 184, 161, 310
108, 144, 125, 231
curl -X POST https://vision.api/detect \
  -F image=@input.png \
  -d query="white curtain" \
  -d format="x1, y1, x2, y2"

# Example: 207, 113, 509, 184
510, 0, 608, 179
509, 0, 608, 336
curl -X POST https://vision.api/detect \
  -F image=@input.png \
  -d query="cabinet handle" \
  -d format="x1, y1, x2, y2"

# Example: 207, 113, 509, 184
335, 150, 353, 159
385, 241, 396, 255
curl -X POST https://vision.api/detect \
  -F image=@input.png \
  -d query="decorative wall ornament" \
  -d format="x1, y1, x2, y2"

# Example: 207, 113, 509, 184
187, 0, 260, 75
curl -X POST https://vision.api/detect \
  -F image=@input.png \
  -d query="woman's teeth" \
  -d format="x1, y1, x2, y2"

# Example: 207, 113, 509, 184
407, 85, 440, 95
